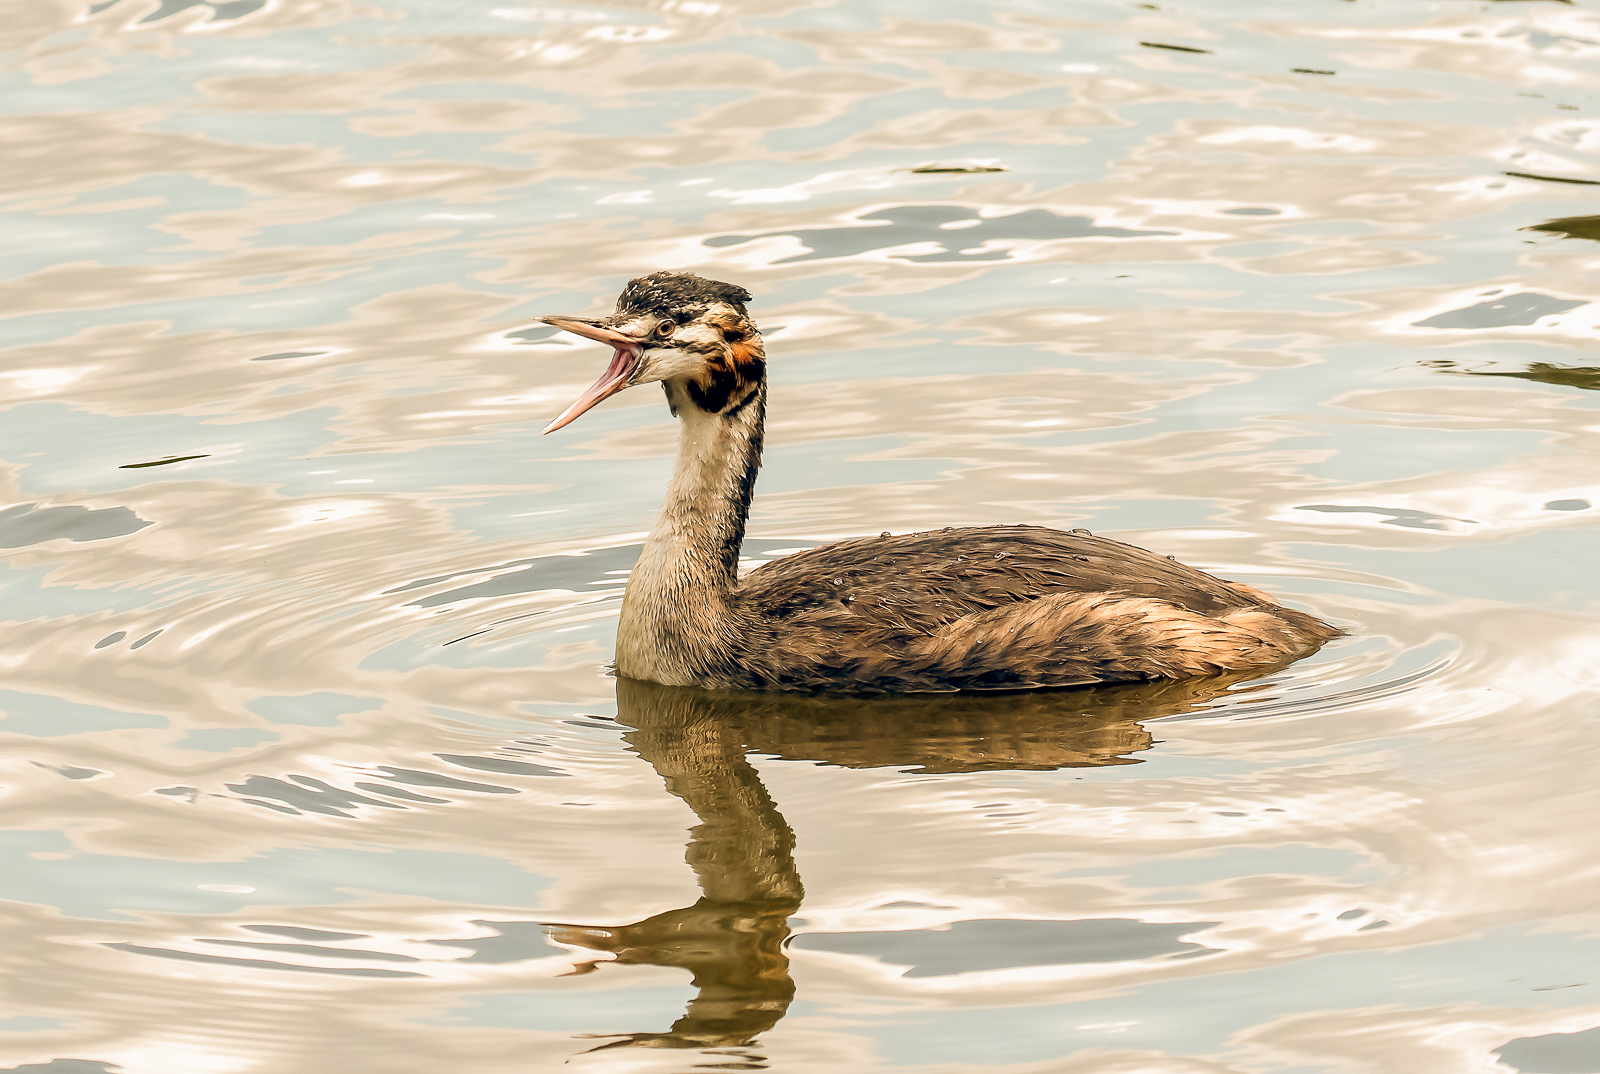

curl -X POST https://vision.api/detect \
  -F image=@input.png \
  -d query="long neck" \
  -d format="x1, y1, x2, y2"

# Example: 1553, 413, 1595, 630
615, 379, 765, 685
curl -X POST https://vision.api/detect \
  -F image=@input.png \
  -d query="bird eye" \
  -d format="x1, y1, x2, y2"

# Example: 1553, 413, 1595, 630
655, 320, 675, 338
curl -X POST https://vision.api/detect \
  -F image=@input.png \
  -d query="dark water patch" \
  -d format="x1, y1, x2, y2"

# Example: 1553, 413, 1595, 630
504, 326, 565, 345
435, 753, 568, 778
900, 161, 1007, 174
1526, 215, 1600, 242
200, 938, 422, 962
875, 900, 955, 910
118, 455, 208, 469
1497, 1025, 1600, 1074
128, 630, 162, 649
32, 762, 101, 780
108, 0, 268, 23
353, 781, 450, 803
1292, 68, 1336, 75
1412, 292, 1588, 329
1427, 359, 1600, 392
704, 205, 1175, 265
366, 765, 518, 795
1337, 909, 1368, 920
243, 924, 368, 941
0, 504, 152, 548
1546, 499, 1592, 511
1506, 171, 1598, 185
223, 775, 405, 817
428, 921, 568, 963
1358, 919, 1391, 931
92, 632, 126, 649
206, 0, 269, 14
249, 350, 326, 362
103, 942, 425, 978
0, 1062, 121, 1074
791, 918, 1220, 977
1296, 504, 1475, 530
1140, 41, 1212, 54
1223, 207, 1281, 215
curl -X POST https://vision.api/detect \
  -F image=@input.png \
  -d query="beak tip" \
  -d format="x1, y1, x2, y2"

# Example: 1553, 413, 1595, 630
534, 330, 640, 436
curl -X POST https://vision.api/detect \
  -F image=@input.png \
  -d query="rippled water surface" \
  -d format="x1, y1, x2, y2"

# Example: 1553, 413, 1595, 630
5, 0, 1600, 1071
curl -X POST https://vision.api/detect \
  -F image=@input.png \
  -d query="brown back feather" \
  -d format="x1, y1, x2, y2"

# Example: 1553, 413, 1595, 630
716, 524, 1339, 693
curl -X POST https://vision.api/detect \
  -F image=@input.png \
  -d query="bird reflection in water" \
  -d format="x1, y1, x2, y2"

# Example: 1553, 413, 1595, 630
545, 672, 1275, 1057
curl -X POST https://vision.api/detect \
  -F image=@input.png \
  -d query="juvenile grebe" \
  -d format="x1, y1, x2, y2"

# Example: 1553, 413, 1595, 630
540, 271, 1340, 693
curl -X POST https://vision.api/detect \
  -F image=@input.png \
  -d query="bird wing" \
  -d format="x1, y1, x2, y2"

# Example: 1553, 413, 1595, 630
737, 523, 1265, 638
721, 524, 1337, 691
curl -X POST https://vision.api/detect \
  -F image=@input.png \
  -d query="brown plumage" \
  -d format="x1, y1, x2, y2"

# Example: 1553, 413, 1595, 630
539, 270, 1341, 694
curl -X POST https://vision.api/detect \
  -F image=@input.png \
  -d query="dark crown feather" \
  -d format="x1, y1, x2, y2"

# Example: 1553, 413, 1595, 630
617, 271, 752, 317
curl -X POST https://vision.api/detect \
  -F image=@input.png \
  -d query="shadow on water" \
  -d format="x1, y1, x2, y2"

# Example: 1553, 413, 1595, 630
546, 673, 1266, 1054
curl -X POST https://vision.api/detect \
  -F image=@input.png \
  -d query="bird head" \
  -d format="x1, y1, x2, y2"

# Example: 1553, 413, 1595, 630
540, 271, 765, 433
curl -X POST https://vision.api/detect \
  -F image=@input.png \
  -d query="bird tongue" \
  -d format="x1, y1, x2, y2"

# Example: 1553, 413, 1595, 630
542, 344, 641, 434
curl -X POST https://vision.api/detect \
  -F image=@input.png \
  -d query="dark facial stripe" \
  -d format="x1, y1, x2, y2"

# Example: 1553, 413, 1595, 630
724, 384, 761, 418
685, 366, 741, 413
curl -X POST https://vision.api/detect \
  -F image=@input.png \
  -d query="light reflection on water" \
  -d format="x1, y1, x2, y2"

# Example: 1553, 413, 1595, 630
4, 0, 1600, 1070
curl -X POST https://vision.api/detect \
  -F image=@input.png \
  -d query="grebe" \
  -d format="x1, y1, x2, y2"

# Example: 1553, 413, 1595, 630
540, 271, 1340, 693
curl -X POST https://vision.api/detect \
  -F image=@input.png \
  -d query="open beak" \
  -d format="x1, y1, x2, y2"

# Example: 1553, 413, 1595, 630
539, 316, 647, 434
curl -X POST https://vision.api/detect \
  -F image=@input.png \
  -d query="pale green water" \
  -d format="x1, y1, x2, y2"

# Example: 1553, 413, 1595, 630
3, 1, 1600, 1072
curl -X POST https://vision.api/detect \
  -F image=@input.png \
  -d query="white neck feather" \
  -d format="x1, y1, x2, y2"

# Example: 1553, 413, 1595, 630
614, 380, 764, 685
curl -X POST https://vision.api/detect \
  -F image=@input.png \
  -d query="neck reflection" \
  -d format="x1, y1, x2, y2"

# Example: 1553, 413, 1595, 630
547, 680, 800, 1052
549, 671, 1276, 1055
